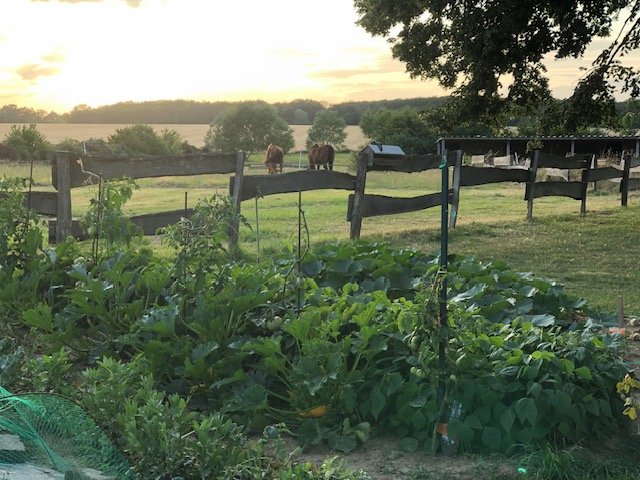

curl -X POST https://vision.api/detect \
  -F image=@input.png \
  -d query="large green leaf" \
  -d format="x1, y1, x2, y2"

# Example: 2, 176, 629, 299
575, 366, 593, 380
527, 314, 556, 327
500, 408, 515, 432
370, 386, 387, 420
515, 398, 538, 425
398, 437, 419, 452
553, 390, 572, 415
481, 427, 502, 451
22, 303, 54, 333
451, 284, 487, 302
140, 304, 178, 335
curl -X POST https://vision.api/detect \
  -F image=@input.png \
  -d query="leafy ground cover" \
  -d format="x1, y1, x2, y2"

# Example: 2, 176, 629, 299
2, 176, 640, 479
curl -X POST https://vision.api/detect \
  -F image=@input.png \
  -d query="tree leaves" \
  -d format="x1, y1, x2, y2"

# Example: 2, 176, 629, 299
204, 101, 294, 154
354, 0, 640, 130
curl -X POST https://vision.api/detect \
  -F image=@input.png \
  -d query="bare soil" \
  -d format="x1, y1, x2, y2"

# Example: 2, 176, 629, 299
291, 436, 519, 480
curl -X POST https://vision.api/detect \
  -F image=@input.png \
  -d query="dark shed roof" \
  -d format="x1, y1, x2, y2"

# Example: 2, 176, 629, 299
437, 136, 640, 157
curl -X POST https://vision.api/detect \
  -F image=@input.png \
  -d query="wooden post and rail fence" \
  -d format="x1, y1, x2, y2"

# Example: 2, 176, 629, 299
12, 147, 640, 246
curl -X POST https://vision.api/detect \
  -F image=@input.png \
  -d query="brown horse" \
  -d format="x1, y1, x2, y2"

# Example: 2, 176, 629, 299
264, 144, 284, 174
308, 144, 334, 170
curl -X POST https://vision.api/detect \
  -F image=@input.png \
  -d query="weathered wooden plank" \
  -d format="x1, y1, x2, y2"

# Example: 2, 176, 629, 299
52, 152, 239, 189
25, 191, 57, 216
589, 166, 624, 182
368, 154, 440, 172
0, 191, 58, 216
535, 152, 591, 169
347, 191, 453, 220
231, 170, 356, 202
525, 181, 585, 200
49, 209, 194, 241
367, 151, 461, 173
129, 209, 193, 235
55, 154, 73, 242
48, 219, 84, 243
459, 166, 529, 186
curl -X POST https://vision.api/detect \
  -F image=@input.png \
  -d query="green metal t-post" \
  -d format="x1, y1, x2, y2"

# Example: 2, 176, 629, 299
438, 151, 449, 407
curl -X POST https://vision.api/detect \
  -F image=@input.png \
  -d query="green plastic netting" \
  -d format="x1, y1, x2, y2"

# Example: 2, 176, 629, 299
0, 386, 135, 479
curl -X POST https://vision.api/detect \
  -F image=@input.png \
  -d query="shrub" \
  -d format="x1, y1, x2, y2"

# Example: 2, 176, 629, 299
359, 108, 437, 154
3, 124, 51, 161
107, 124, 183, 155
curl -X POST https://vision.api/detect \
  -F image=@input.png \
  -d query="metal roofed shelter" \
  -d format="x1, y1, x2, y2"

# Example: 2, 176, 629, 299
436, 135, 640, 157
362, 144, 406, 165
366, 143, 406, 156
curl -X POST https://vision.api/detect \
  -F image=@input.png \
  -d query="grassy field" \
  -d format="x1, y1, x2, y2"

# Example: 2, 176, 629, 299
4, 158, 639, 315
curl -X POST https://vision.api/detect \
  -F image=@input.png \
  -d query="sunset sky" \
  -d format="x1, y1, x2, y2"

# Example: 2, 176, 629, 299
1, 0, 638, 113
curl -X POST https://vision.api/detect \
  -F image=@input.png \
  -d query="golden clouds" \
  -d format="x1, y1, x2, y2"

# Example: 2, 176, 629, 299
15, 64, 61, 81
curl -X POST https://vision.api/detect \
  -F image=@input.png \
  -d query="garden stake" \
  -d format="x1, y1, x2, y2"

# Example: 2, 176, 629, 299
26, 156, 34, 227
437, 152, 449, 408
92, 176, 104, 263
184, 191, 188, 217
297, 190, 302, 318
619, 295, 625, 327
280, 196, 310, 308
255, 194, 261, 261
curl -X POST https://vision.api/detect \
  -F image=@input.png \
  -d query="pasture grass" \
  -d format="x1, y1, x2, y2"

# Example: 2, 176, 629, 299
3, 160, 639, 315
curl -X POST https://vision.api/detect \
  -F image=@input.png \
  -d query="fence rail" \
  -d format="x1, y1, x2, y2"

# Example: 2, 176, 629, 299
52, 152, 239, 189
349, 147, 462, 239
229, 170, 356, 202
0, 191, 59, 216
458, 166, 529, 186
45, 151, 244, 242
9, 147, 640, 246
347, 191, 453, 220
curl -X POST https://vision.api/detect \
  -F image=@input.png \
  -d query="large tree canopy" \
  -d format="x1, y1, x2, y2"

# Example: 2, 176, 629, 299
204, 101, 294, 155
360, 108, 438, 154
354, 0, 640, 131
305, 110, 348, 150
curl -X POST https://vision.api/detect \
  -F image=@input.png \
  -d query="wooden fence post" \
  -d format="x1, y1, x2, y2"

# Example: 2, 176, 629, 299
526, 151, 539, 221
579, 155, 592, 216
621, 153, 632, 207
449, 150, 463, 228
349, 148, 370, 239
229, 150, 245, 247
54, 151, 73, 243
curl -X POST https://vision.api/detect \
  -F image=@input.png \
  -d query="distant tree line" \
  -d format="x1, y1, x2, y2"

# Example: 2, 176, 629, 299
3, 97, 640, 135
3, 97, 640, 163
0, 97, 451, 126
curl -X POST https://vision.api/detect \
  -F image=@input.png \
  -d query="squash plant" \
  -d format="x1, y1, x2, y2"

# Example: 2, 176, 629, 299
7, 179, 632, 460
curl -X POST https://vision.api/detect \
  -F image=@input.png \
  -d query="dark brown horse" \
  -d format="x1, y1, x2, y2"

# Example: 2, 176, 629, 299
308, 144, 334, 170
264, 144, 284, 174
